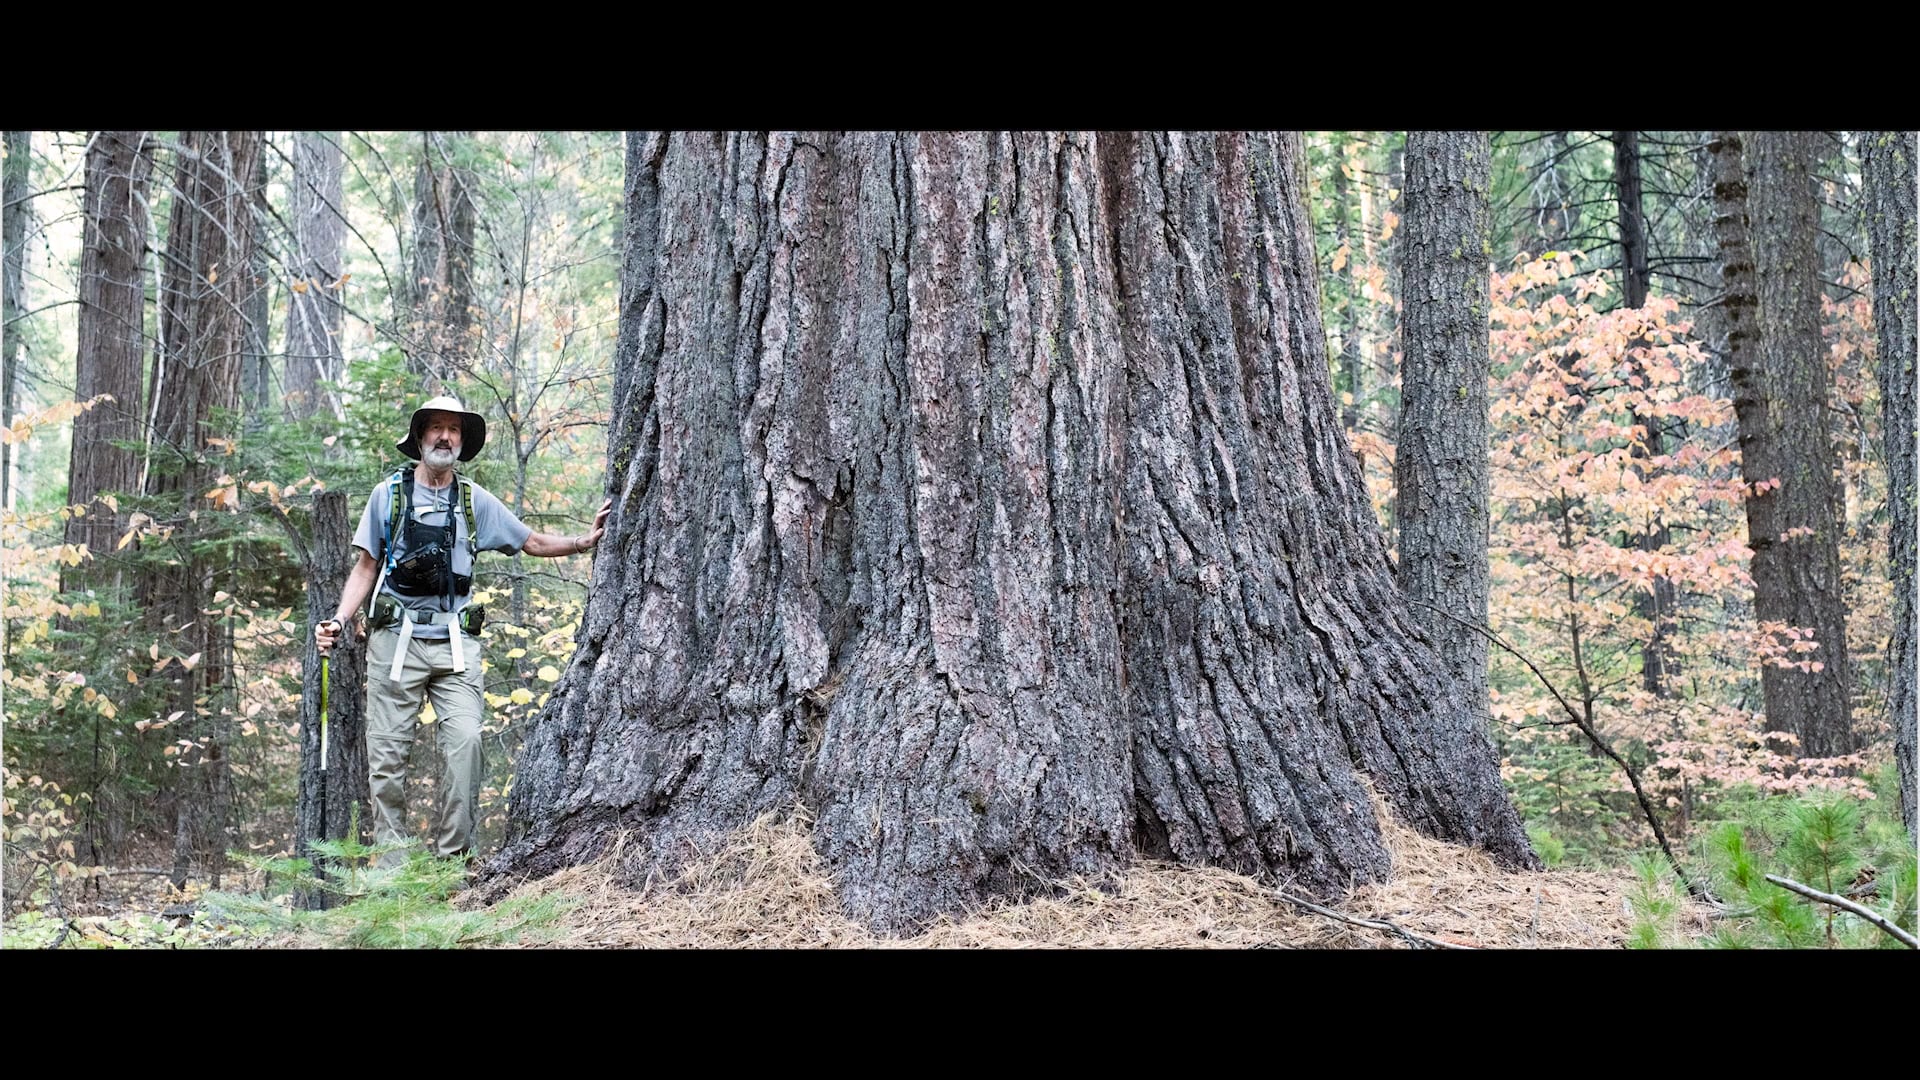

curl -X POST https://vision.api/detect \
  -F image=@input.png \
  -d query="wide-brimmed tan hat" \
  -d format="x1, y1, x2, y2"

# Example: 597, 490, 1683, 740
398, 395, 487, 461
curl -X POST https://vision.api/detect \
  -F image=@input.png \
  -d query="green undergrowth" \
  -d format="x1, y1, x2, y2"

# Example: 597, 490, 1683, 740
1626, 774, 1917, 949
201, 819, 571, 949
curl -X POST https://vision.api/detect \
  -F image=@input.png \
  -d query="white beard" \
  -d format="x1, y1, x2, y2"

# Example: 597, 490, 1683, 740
423, 446, 457, 469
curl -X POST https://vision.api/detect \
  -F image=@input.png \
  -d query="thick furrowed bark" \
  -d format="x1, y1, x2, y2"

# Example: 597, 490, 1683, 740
63, 132, 150, 584
1738, 131, 1856, 759
1396, 131, 1492, 728
1861, 131, 1916, 834
497, 131, 1534, 930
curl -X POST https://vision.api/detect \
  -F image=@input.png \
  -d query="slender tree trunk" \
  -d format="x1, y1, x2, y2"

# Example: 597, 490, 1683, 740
1728, 131, 1856, 759
1614, 130, 1679, 695
1861, 130, 1916, 835
285, 131, 345, 420
405, 133, 446, 384
1538, 130, 1581, 252
493, 131, 1535, 933
444, 133, 476, 367
63, 131, 150, 591
1331, 145, 1364, 434
294, 490, 371, 908
145, 130, 263, 887
2, 130, 29, 511
402, 132, 475, 384
240, 146, 271, 427
1396, 130, 1492, 727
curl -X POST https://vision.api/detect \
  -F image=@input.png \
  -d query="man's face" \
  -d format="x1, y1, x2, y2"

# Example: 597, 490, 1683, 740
419, 411, 462, 467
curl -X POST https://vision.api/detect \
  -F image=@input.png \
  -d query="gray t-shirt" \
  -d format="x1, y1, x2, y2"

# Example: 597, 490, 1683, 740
353, 470, 533, 639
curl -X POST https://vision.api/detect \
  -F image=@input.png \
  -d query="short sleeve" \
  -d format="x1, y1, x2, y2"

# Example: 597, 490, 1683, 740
472, 484, 533, 555
352, 481, 388, 563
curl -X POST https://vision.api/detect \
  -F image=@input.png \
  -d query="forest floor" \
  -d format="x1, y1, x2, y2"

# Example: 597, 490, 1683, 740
14, 799, 1682, 949
455, 799, 1666, 949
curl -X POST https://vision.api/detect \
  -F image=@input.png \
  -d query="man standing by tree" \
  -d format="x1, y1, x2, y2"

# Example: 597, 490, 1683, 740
315, 395, 610, 865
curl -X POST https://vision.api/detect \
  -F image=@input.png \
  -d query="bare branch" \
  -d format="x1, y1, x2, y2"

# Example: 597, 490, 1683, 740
1763, 874, 1919, 949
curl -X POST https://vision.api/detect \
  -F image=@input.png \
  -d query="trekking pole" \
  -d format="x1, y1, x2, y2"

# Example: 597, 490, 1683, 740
320, 652, 331, 773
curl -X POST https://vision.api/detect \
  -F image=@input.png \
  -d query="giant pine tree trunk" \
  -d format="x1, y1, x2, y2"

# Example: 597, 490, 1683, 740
2, 130, 29, 511
145, 130, 263, 886
496, 132, 1535, 932
1731, 132, 1856, 759
1861, 130, 1916, 835
1396, 131, 1492, 728
63, 131, 150, 590
285, 131, 345, 419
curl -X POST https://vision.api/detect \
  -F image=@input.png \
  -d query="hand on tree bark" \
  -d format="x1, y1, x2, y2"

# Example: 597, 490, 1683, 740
578, 498, 612, 551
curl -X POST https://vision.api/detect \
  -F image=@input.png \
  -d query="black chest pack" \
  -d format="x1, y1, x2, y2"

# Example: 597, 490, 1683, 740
383, 470, 478, 599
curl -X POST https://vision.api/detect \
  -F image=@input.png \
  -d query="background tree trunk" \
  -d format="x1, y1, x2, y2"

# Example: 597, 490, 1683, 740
285, 131, 345, 420
2, 130, 29, 511
1734, 131, 1856, 759
144, 130, 264, 887
402, 132, 475, 384
443, 135, 476, 368
1396, 130, 1492, 727
1861, 130, 1916, 835
294, 490, 370, 908
404, 133, 445, 383
62, 131, 150, 592
493, 131, 1534, 932
1331, 145, 1364, 435
1614, 130, 1678, 696
239, 146, 271, 426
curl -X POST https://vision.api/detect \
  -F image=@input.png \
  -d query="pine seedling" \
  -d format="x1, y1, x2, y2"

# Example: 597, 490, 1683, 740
1779, 796, 1862, 946
1626, 851, 1683, 948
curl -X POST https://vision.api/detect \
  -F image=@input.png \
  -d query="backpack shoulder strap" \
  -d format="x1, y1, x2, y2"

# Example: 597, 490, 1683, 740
369, 469, 408, 619
384, 470, 409, 567
458, 475, 478, 555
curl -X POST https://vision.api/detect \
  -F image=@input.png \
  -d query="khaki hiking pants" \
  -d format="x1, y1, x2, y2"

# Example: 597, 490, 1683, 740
366, 626, 484, 863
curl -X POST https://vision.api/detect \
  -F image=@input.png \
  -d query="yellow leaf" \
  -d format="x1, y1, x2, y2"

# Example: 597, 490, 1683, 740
98, 700, 116, 719
116, 526, 138, 551
127, 669, 138, 685
505, 648, 526, 659
536, 665, 560, 683
149, 642, 160, 660
291, 279, 309, 293
207, 263, 219, 284
182, 652, 202, 671
509, 687, 534, 706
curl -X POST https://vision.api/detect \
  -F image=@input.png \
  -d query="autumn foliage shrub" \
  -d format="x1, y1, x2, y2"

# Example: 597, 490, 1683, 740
1336, 252, 1896, 864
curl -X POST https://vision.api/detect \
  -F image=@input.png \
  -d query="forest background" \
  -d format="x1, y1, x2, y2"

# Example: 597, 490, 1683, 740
1, 130, 1912, 948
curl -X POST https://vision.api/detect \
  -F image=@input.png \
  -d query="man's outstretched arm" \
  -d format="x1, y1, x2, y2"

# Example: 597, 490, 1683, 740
523, 498, 613, 559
